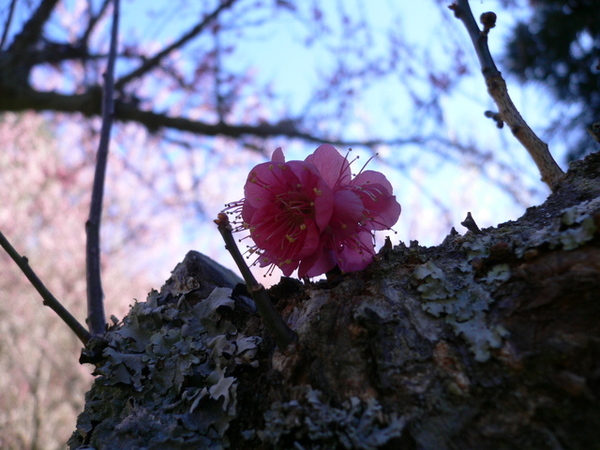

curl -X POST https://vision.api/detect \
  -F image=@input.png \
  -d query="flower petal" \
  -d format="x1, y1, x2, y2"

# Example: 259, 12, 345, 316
299, 247, 337, 278
336, 230, 376, 273
305, 144, 351, 190
351, 170, 400, 230
330, 189, 363, 235
271, 147, 285, 162
244, 161, 295, 209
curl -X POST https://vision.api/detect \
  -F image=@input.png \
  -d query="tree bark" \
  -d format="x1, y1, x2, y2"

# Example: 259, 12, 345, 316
69, 153, 600, 449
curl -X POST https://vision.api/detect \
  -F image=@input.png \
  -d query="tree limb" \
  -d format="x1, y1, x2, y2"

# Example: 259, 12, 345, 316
85, 0, 120, 335
0, 0, 18, 50
449, 0, 565, 191
114, 0, 237, 90
81, 0, 112, 46
7, 0, 59, 54
0, 230, 91, 345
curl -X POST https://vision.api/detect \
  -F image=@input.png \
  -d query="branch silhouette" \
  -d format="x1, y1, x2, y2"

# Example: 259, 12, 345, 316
85, 0, 120, 335
450, 0, 564, 190
0, 230, 91, 345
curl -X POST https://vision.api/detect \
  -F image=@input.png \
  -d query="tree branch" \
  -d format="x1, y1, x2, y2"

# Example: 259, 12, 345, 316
0, 230, 91, 345
215, 213, 297, 350
85, 0, 119, 335
449, 0, 565, 191
0, 84, 429, 149
0, 88, 441, 158
114, 0, 237, 90
7, 0, 59, 54
81, 0, 112, 46
0, 0, 18, 50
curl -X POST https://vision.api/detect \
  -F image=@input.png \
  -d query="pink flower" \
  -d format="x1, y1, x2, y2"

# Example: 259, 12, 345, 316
228, 145, 400, 278
239, 148, 334, 276
302, 145, 401, 276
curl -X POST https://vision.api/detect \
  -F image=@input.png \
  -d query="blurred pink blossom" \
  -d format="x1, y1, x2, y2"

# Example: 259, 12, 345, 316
228, 145, 400, 277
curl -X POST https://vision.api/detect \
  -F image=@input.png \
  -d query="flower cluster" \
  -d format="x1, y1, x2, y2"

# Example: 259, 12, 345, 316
227, 144, 400, 278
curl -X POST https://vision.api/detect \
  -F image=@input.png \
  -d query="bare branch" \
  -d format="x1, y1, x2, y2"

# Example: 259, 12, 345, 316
449, 0, 565, 191
0, 0, 18, 50
8, 0, 59, 54
81, 0, 112, 46
114, 0, 236, 90
215, 213, 297, 350
85, 0, 119, 335
0, 230, 91, 345
0, 83, 485, 162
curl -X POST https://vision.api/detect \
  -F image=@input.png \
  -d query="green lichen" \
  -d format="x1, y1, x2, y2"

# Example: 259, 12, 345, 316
413, 259, 508, 363
460, 234, 493, 260
517, 196, 600, 255
411, 194, 600, 363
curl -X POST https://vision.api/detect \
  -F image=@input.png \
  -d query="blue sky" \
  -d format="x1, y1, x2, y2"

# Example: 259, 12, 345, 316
125, 0, 564, 283
2, 0, 568, 287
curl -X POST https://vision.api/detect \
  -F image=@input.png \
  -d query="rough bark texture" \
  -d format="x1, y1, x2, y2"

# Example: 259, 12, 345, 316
70, 153, 600, 450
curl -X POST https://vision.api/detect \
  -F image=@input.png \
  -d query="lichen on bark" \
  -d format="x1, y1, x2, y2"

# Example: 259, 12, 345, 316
71, 153, 600, 449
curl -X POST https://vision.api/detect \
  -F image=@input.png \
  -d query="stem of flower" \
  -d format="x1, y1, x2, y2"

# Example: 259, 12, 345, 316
215, 213, 297, 350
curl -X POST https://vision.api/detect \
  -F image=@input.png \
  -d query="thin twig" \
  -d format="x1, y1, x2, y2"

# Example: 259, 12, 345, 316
460, 212, 482, 234
449, 0, 564, 191
114, 0, 236, 90
81, 0, 112, 46
85, 0, 119, 335
215, 213, 297, 350
0, 0, 18, 50
0, 230, 91, 345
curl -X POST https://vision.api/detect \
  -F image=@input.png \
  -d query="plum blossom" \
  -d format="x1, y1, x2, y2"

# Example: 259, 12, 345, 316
227, 145, 401, 278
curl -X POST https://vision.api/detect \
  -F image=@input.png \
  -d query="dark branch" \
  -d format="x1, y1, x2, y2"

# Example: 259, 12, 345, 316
114, 0, 236, 90
81, 0, 112, 46
8, 0, 59, 54
460, 211, 482, 234
0, 84, 429, 149
0, 230, 91, 345
215, 213, 297, 350
85, 0, 119, 335
0, 0, 18, 50
449, 0, 564, 190
448, 1, 499, 78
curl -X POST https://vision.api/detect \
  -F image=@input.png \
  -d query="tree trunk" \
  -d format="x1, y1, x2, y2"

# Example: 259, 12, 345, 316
69, 153, 600, 450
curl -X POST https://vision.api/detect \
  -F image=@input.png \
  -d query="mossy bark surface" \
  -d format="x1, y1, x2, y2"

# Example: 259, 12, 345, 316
70, 153, 600, 449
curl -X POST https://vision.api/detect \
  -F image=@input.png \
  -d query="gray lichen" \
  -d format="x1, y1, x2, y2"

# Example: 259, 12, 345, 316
517, 195, 599, 254
256, 386, 408, 450
70, 285, 261, 449
411, 193, 600, 363
412, 258, 508, 363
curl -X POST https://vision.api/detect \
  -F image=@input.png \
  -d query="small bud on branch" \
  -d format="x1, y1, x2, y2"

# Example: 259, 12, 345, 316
450, 0, 564, 190
480, 11, 496, 35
